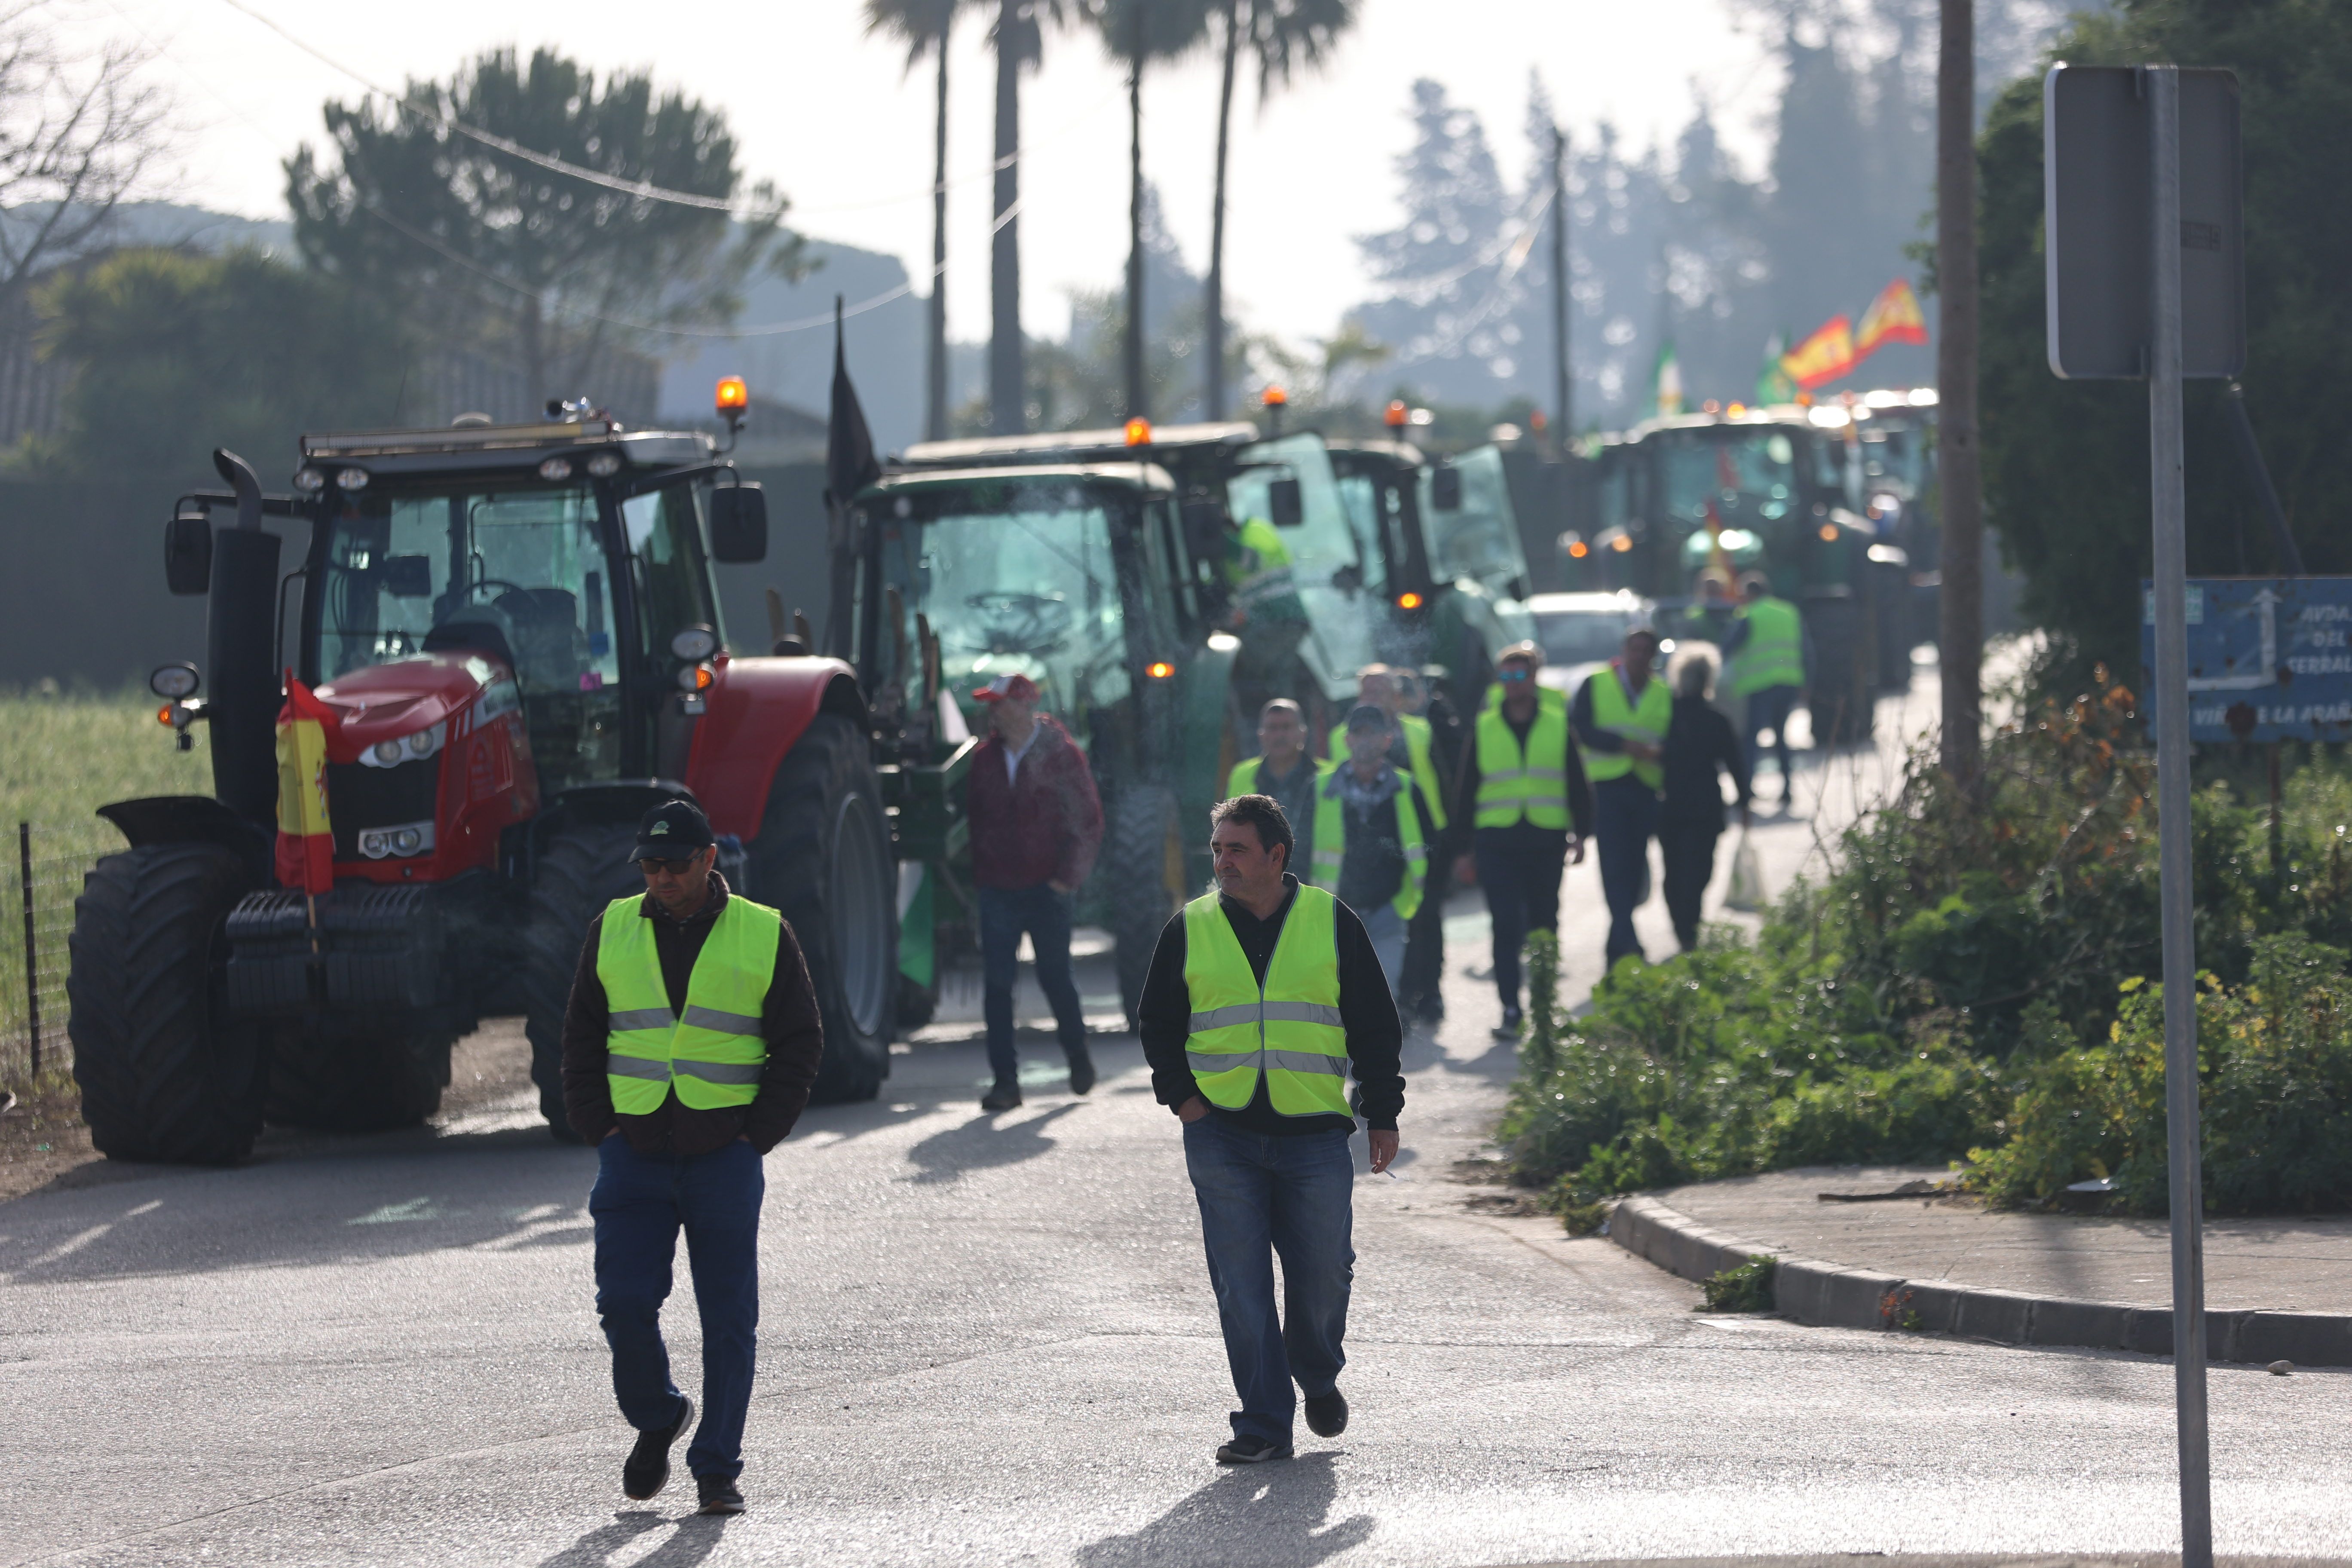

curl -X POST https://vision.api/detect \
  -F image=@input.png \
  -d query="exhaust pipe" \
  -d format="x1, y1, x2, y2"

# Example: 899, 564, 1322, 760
206, 450, 282, 829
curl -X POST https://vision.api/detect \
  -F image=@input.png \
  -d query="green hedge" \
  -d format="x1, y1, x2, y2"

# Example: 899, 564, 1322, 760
1503, 677, 2352, 1217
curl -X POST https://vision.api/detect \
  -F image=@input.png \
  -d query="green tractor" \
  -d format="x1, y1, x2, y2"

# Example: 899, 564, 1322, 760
1567, 407, 1889, 744
842, 421, 1386, 1028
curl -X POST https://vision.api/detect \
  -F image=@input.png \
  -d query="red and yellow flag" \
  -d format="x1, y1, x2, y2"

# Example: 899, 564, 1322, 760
275, 676, 338, 894
1779, 315, 1857, 391
1855, 277, 1928, 357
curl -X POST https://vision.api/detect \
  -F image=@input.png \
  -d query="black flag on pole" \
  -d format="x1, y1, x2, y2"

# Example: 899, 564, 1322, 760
823, 297, 880, 659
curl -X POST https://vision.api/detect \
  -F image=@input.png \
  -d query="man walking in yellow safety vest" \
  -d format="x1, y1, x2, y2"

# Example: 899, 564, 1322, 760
1311, 703, 1434, 989
1137, 794, 1405, 1464
1225, 698, 1328, 871
1458, 642, 1592, 1037
561, 798, 827, 1516
1571, 625, 1673, 968
1721, 571, 1807, 804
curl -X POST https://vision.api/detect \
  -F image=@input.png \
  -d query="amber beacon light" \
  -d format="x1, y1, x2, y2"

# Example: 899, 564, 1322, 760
1124, 418, 1152, 447
1396, 591, 1424, 610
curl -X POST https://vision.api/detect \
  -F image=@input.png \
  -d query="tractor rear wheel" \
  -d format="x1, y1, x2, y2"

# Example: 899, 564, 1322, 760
751, 712, 894, 1103
265, 1025, 450, 1132
66, 842, 266, 1165
520, 818, 643, 1141
1107, 783, 1178, 1031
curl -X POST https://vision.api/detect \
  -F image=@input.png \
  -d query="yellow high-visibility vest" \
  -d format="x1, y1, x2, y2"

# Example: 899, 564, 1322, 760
1727, 596, 1805, 697
597, 895, 779, 1113
1224, 753, 1332, 800
1473, 690, 1571, 830
1182, 885, 1350, 1119
1326, 711, 1449, 831
1582, 668, 1672, 791
1308, 768, 1427, 921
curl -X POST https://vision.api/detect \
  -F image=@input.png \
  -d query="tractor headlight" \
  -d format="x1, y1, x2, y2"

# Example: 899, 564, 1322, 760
357, 820, 437, 860
334, 467, 370, 491
359, 720, 447, 769
292, 468, 326, 493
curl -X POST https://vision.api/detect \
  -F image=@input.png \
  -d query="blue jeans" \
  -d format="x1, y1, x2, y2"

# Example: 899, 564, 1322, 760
1359, 901, 1406, 995
1594, 774, 1660, 968
589, 1136, 764, 1481
1745, 684, 1800, 787
979, 881, 1086, 1082
1181, 1114, 1356, 1445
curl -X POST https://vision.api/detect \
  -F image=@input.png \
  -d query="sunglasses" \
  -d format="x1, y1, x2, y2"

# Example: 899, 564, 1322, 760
1498, 668, 1534, 683
637, 855, 701, 876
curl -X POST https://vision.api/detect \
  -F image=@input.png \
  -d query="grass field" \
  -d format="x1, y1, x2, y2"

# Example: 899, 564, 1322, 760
0, 684, 217, 1090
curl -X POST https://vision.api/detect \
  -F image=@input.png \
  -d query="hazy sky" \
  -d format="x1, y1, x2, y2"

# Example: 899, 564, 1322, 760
67, 0, 1785, 349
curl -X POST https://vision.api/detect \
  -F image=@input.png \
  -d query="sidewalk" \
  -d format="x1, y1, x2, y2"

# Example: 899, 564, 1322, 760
1611, 1165, 2352, 1366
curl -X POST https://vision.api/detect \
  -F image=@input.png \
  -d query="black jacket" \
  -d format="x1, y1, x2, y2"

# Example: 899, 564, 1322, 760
1660, 695, 1752, 831
1137, 875, 1405, 1135
560, 872, 827, 1156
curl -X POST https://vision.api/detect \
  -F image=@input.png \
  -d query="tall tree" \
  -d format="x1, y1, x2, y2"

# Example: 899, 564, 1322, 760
986, 0, 1066, 435
865, 0, 965, 442
1936, 0, 1982, 779
286, 48, 795, 414
1202, 0, 1356, 420
1089, 0, 1210, 422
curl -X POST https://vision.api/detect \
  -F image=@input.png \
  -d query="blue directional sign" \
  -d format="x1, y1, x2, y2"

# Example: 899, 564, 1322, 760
2141, 576, 2352, 743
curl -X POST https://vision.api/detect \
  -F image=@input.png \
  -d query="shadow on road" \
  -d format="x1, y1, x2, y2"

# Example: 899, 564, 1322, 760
1076, 1451, 1372, 1567
904, 1103, 1080, 1185
537, 1508, 735, 1567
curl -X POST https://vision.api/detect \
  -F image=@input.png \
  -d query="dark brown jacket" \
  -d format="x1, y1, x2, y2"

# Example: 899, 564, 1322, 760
560, 872, 827, 1155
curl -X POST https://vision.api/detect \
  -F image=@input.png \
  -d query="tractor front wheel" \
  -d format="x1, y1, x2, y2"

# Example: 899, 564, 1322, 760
1107, 783, 1178, 1031
751, 712, 895, 1103
66, 842, 266, 1165
520, 818, 644, 1141
265, 1026, 450, 1132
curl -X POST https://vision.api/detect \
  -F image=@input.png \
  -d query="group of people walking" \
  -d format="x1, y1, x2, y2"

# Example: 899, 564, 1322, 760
551, 579, 1807, 1508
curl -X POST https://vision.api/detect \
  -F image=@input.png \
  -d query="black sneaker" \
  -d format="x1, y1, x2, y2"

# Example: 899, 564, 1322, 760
1491, 1005, 1522, 1041
1215, 1433, 1292, 1464
980, 1080, 1023, 1112
1303, 1389, 1349, 1436
1067, 1047, 1097, 1096
622, 1393, 692, 1500
696, 1473, 746, 1515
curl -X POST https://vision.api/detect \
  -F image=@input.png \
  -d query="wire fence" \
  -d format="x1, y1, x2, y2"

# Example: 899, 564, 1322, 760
1, 824, 90, 1094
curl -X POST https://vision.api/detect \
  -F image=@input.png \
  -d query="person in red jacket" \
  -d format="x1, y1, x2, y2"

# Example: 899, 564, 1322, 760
968, 673, 1106, 1110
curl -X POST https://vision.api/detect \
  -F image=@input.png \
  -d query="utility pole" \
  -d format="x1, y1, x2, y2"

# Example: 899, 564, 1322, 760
926, 21, 950, 443
1123, 3, 1147, 423
1550, 123, 1573, 455
1935, 0, 1983, 781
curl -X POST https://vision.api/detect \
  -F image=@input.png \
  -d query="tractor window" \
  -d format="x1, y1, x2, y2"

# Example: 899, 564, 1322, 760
879, 486, 1131, 735
1419, 444, 1529, 596
1656, 429, 1799, 532
621, 483, 723, 657
1228, 434, 1378, 695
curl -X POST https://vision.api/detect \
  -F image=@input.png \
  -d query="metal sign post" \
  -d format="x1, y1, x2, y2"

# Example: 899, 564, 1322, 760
2047, 60, 2242, 1568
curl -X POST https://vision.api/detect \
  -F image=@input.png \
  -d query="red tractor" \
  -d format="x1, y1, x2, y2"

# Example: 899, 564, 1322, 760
67, 405, 898, 1163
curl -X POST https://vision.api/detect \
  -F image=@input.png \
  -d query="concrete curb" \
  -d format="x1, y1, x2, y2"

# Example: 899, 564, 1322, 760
1607, 1193, 2352, 1367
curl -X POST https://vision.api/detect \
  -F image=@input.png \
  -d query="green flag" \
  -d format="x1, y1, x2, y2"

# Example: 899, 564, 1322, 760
1755, 331, 1795, 404
1653, 341, 1684, 416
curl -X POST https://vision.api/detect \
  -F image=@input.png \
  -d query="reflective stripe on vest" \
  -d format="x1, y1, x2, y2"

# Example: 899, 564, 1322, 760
1308, 769, 1426, 922
1326, 712, 1448, 832
596, 894, 781, 1112
1727, 596, 1805, 697
1473, 691, 1571, 830
1181, 886, 1351, 1119
1582, 667, 1672, 791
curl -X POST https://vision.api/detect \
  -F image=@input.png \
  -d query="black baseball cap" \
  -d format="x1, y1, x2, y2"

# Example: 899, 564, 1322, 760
1344, 702, 1390, 734
635, 798, 714, 861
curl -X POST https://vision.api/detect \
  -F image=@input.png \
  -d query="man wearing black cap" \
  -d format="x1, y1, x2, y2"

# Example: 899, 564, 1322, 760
561, 797, 827, 1516
1314, 703, 1435, 990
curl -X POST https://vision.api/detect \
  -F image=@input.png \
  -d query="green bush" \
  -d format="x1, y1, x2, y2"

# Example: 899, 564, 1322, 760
1699, 1256, 1776, 1313
1501, 675, 2352, 1217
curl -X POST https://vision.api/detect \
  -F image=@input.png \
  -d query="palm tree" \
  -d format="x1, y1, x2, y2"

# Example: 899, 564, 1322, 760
1090, 0, 1212, 421
864, 0, 965, 441
986, 0, 1074, 435
1204, 0, 1356, 420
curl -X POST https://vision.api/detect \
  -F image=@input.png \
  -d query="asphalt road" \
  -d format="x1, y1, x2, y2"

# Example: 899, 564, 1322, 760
7, 663, 2352, 1566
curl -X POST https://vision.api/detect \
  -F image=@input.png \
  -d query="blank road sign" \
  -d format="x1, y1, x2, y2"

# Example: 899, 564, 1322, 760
2045, 64, 2244, 380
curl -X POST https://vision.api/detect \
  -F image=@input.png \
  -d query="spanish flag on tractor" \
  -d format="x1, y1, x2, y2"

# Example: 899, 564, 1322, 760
1778, 315, 1856, 391
275, 676, 339, 894
1855, 277, 1928, 357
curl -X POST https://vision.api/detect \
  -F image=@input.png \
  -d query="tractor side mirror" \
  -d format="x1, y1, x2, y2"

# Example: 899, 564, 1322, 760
1268, 477, 1304, 528
164, 513, 212, 596
1431, 464, 1464, 512
381, 555, 432, 597
709, 484, 768, 563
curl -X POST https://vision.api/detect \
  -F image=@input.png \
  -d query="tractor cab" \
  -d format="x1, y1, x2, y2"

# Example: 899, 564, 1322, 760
71, 400, 901, 1167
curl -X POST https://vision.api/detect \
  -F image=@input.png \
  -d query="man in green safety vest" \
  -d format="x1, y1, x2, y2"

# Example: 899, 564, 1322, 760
561, 798, 826, 1516
1571, 624, 1673, 967
1326, 665, 1450, 842
1721, 570, 1807, 804
1221, 512, 1311, 722
1311, 703, 1434, 989
1459, 641, 1592, 1037
1136, 794, 1405, 1464
1225, 698, 1328, 873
